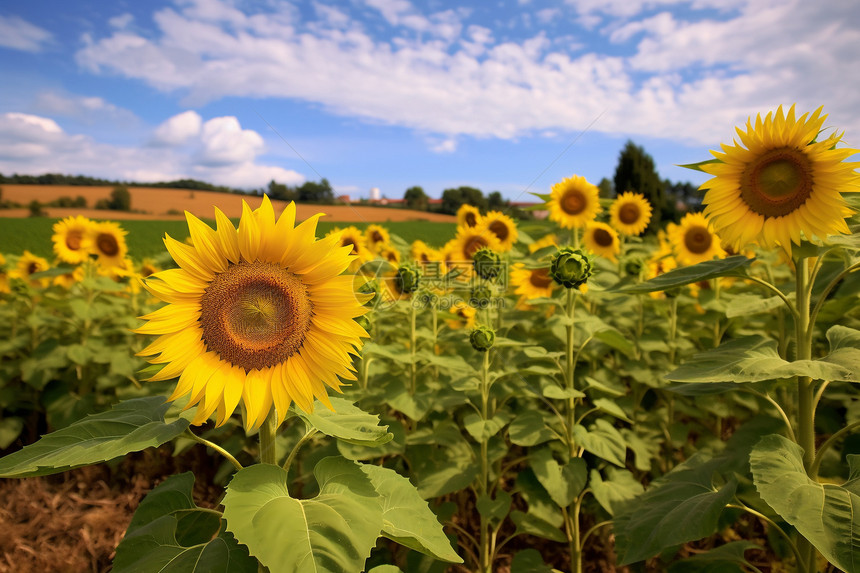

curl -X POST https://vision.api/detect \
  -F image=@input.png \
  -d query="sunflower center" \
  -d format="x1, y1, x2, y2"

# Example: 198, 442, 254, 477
740, 147, 814, 218
65, 231, 83, 251
97, 233, 120, 256
618, 203, 640, 225
684, 226, 713, 254
464, 236, 489, 258
529, 268, 552, 289
385, 250, 398, 262
199, 261, 312, 372
342, 239, 358, 255
27, 262, 39, 275
489, 220, 509, 242
371, 231, 383, 243
465, 212, 478, 227
561, 190, 586, 215
593, 228, 614, 247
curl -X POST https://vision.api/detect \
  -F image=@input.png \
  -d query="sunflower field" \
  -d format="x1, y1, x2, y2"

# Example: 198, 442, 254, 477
1, 104, 860, 573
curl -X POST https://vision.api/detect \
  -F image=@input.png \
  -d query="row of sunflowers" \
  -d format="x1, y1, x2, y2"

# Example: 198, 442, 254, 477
0, 104, 859, 573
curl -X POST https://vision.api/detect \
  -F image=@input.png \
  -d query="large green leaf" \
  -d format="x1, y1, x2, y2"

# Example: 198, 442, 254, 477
589, 468, 644, 516
0, 396, 189, 478
573, 418, 627, 467
510, 549, 557, 573
724, 294, 787, 318
508, 411, 556, 447
410, 442, 478, 499
222, 458, 383, 573
667, 334, 860, 384
510, 510, 566, 542
611, 256, 753, 294
463, 411, 513, 442
667, 541, 761, 573
294, 397, 393, 446
113, 473, 256, 573
750, 434, 860, 572
359, 464, 462, 563
529, 448, 587, 508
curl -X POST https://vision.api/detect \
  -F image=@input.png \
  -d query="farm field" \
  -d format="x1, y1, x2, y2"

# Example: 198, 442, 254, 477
1, 108, 859, 573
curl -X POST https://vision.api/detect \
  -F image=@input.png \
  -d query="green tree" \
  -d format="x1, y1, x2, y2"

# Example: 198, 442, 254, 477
267, 179, 297, 202
487, 191, 508, 211
297, 178, 334, 204
109, 186, 132, 211
597, 177, 614, 198
28, 200, 45, 217
613, 141, 664, 232
440, 186, 487, 215
403, 186, 429, 210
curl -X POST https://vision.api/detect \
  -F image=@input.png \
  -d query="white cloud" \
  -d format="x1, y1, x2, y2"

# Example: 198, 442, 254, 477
0, 111, 304, 188
31, 92, 139, 126
152, 110, 202, 145
109, 13, 134, 29
0, 15, 52, 52
428, 137, 458, 153
72, 0, 860, 148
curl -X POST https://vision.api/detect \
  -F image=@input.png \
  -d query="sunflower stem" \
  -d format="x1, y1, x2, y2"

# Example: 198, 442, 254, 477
259, 409, 278, 465
185, 429, 243, 471
565, 287, 577, 458
478, 349, 492, 573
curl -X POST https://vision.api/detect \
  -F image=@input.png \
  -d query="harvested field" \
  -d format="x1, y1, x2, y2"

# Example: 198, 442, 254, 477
0, 185, 455, 223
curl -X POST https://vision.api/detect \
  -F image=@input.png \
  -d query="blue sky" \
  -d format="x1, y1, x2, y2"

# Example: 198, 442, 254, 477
1, 0, 858, 201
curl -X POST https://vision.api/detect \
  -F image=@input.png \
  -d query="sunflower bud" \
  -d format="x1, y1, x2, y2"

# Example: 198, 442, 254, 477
470, 284, 494, 308
550, 247, 593, 289
473, 247, 503, 280
395, 263, 421, 294
623, 258, 645, 277
469, 326, 496, 352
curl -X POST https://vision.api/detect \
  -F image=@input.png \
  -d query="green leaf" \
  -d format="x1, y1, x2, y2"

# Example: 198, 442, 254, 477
573, 419, 627, 467
294, 397, 393, 446
359, 464, 462, 563
510, 510, 566, 542
0, 417, 23, 449
543, 385, 585, 400
589, 468, 644, 516
66, 343, 94, 365
368, 567, 405, 573
508, 411, 556, 447
410, 442, 478, 499
530, 448, 587, 508
113, 473, 256, 573
510, 549, 556, 573
592, 397, 633, 423
477, 491, 512, 524
667, 541, 762, 573
750, 434, 860, 572
222, 459, 383, 573
667, 335, 860, 384
463, 411, 513, 442
611, 256, 753, 294
724, 294, 787, 318
0, 396, 190, 478
678, 158, 722, 173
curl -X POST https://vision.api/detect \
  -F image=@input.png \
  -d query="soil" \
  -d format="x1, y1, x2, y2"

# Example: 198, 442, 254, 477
0, 185, 456, 223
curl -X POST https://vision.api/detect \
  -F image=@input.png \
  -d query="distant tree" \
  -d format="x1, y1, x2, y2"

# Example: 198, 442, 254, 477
403, 186, 429, 210
109, 186, 132, 211
268, 179, 297, 202
487, 191, 508, 212
614, 141, 664, 232
73, 195, 87, 208
597, 177, 613, 198
297, 178, 334, 204
440, 186, 487, 215
28, 200, 45, 217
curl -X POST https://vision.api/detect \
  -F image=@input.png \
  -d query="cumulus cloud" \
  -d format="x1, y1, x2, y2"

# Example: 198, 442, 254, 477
0, 15, 52, 52
65, 0, 860, 147
152, 110, 202, 145
31, 92, 139, 127
0, 111, 304, 188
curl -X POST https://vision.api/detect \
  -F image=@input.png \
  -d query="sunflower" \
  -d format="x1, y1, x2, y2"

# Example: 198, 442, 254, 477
11, 251, 50, 286
378, 245, 401, 265
529, 234, 558, 254
700, 105, 860, 256
410, 240, 437, 264
87, 221, 128, 269
139, 259, 159, 278
0, 253, 9, 294
453, 225, 502, 267
483, 211, 518, 252
445, 300, 477, 330
364, 224, 390, 253
52, 215, 94, 264
510, 263, 555, 300
457, 204, 482, 228
583, 222, 620, 262
136, 198, 369, 430
53, 266, 85, 289
327, 226, 370, 269
610, 192, 653, 236
670, 213, 726, 266
548, 176, 601, 228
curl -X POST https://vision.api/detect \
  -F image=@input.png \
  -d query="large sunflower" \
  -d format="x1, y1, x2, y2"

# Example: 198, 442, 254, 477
453, 225, 502, 266
457, 204, 482, 228
670, 213, 726, 266
610, 192, 653, 236
583, 222, 620, 262
136, 198, 369, 430
87, 221, 128, 269
700, 105, 860, 255
483, 211, 518, 252
510, 263, 555, 300
548, 176, 601, 229
52, 215, 94, 264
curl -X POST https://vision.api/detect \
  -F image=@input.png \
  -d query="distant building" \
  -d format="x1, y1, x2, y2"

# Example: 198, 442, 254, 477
369, 187, 381, 201
336, 194, 351, 204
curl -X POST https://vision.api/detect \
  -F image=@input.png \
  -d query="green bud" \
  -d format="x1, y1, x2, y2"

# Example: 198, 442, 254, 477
395, 263, 421, 294
469, 326, 496, 352
470, 284, 493, 308
472, 247, 504, 280
550, 247, 594, 289
623, 258, 645, 277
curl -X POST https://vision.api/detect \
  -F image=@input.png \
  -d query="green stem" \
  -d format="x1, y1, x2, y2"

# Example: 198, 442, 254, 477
739, 388, 796, 443
259, 409, 278, 465
284, 428, 318, 472
478, 349, 492, 573
409, 302, 417, 395
185, 429, 243, 471
809, 419, 860, 479
668, 297, 679, 364
727, 503, 807, 573
565, 287, 577, 457
744, 275, 799, 321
